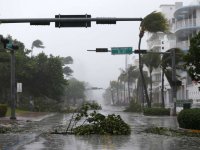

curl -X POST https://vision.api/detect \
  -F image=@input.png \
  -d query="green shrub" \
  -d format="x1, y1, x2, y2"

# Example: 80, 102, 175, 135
0, 104, 7, 117
177, 108, 200, 130
143, 108, 170, 116
124, 100, 142, 112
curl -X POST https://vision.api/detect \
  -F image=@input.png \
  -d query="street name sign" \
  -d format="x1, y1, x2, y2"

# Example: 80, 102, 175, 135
111, 47, 132, 55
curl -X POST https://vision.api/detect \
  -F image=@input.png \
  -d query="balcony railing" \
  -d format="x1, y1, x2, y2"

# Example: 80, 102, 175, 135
175, 18, 200, 31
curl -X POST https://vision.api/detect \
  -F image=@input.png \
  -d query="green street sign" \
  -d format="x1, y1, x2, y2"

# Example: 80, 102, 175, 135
111, 47, 133, 55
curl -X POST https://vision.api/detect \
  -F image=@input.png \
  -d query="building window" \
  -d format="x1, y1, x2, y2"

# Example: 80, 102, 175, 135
162, 41, 164, 44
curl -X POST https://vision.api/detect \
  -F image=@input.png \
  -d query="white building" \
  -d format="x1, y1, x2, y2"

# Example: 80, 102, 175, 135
147, 1, 200, 107
174, 0, 200, 106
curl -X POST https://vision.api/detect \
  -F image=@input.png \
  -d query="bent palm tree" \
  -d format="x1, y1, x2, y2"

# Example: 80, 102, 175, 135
32, 39, 45, 49
138, 11, 169, 108
31, 39, 45, 56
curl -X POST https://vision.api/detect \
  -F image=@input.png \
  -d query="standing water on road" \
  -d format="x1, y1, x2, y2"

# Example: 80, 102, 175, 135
1, 105, 197, 150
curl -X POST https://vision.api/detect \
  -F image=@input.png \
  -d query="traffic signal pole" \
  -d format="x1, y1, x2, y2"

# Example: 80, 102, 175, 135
1, 37, 19, 120
0, 17, 142, 28
0, 17, 142, 24
10, 49, 16, 120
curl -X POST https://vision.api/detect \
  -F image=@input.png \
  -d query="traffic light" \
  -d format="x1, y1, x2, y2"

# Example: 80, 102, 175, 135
134, 50, 147, 54
96, 48, 108, 52
0, 38, 19, 50
55, 14, 91, 28
1, 38, 9, 49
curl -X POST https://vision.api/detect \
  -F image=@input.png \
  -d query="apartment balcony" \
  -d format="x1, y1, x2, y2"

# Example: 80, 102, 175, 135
174, 5, 200, 20
174, 5, 200, 37
175, 18, 200, 32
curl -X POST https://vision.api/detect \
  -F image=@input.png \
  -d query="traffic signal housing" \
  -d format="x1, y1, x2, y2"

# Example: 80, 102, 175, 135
96, 48, 109, 52
55, 14, 91, 28
134, 50, 147, 54
0, 38, 19, 50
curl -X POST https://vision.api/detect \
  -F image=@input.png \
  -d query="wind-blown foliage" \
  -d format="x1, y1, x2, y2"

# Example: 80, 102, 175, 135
140, 11, 169, 33
184, 32, 200, 84
53, 102, 131, 135
31, 39, 45, 49
0, 36, 73, 111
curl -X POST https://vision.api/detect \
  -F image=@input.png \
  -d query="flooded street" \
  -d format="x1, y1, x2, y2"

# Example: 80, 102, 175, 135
0, 106, 200, 150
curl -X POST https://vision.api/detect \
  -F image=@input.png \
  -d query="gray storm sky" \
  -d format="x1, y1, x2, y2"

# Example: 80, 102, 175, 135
0, 0, 190, 91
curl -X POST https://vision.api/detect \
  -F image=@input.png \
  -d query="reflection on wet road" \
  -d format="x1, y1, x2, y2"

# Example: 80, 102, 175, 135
0, 106, 199, 150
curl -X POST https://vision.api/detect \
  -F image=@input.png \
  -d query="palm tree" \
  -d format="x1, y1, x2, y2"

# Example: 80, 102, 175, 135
31, 39, 45, 57
137, 70, 150, 107
142, 50, 161, 105
118, 69, 127, 104
161, 48, 184, 107
109, 80, 120, 105
138, 11, 169, 108
127, 65, 140, 101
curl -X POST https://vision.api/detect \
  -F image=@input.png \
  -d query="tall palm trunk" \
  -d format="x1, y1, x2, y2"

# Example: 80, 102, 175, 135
138, 35, 151, 107
117, 82, 119, 104
123, 81, 126, 104
150, 71, 152, 105
161, 68, 165, 108
127, 75, 131, 103
111, 90, 114, 105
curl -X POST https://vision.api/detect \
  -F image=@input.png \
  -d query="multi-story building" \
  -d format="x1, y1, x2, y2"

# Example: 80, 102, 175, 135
174, 0, 200, 106
147, 0, 200, 108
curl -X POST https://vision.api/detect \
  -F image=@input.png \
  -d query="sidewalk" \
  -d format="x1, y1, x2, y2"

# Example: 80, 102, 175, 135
0, 112, 55, 126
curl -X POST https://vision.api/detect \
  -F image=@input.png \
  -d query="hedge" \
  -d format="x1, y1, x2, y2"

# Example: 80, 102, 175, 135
177, 108, 200, 130
124, 100, 142, 112
143, 108, 170, 116
0, 104, 8, 117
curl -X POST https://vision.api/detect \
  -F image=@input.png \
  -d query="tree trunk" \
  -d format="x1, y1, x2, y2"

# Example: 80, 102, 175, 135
117, 82, 119, 104
161, 68, 165, 108
111, 90, 114, 105
150, 71, 152, 106
138, 36, 151, 107
123, 82, 126, 104
127, 76, 131, 103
